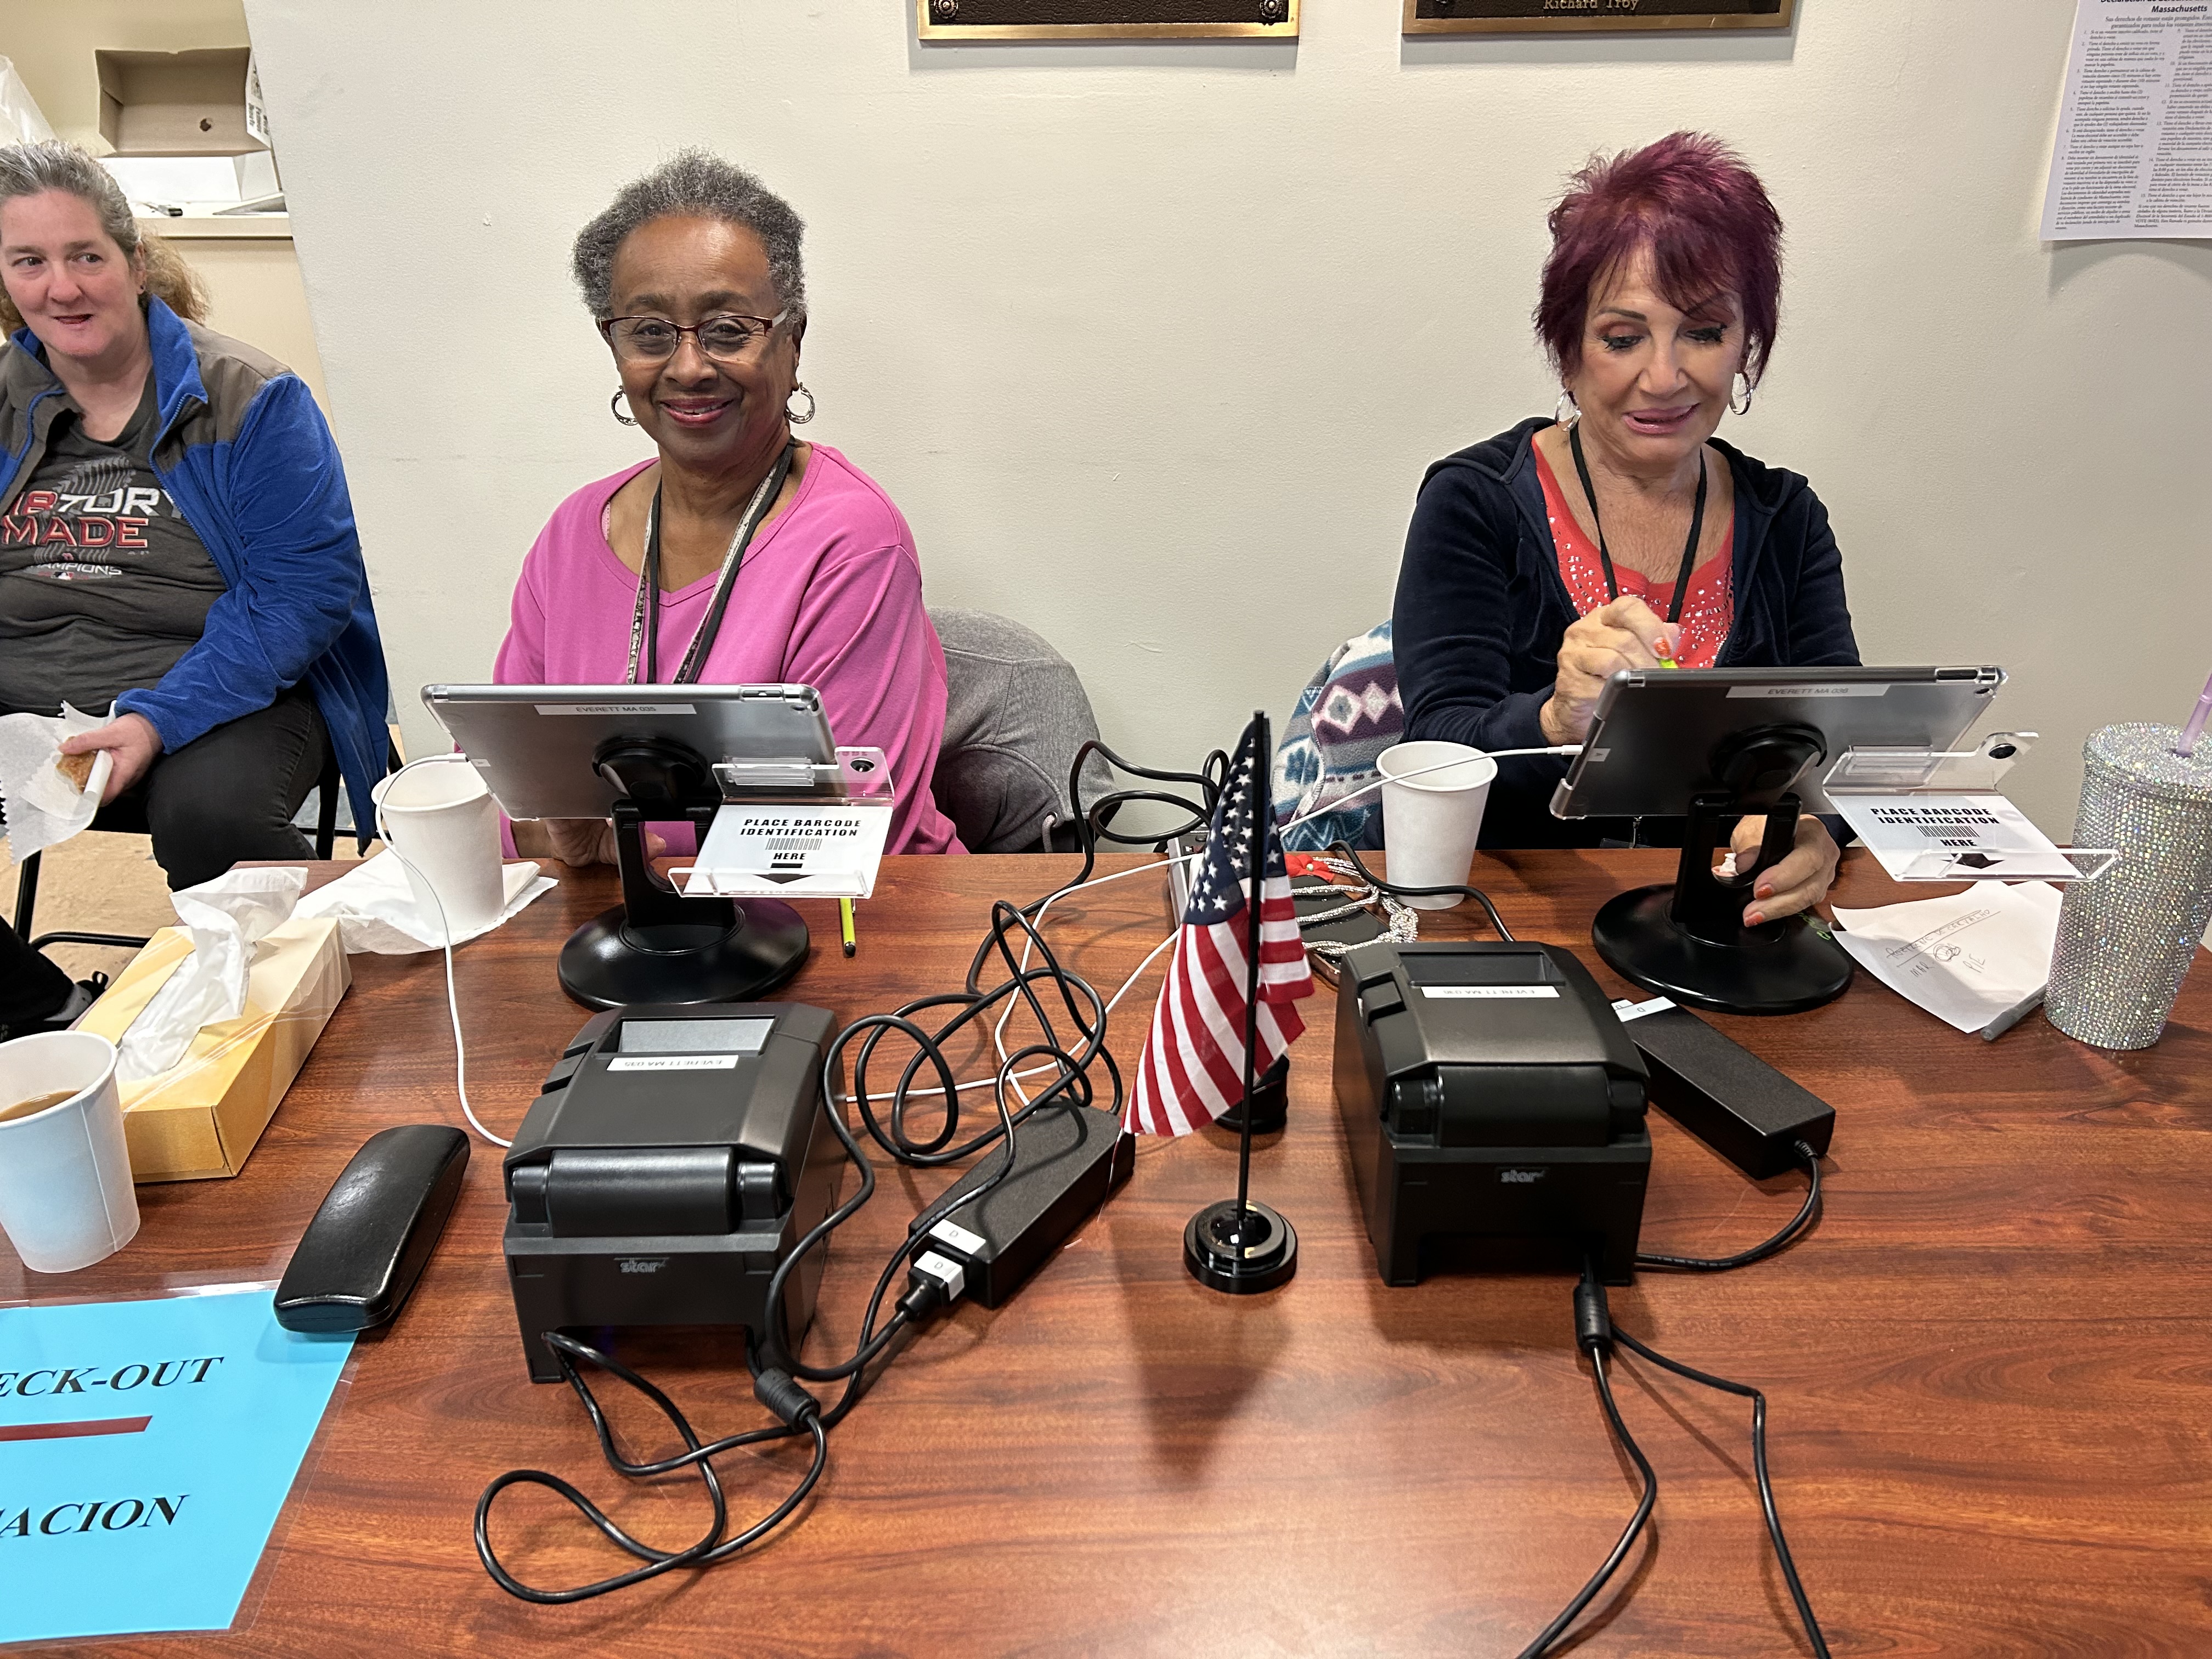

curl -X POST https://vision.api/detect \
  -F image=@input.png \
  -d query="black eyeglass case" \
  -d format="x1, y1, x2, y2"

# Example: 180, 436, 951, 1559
275, 1124, 470, 1334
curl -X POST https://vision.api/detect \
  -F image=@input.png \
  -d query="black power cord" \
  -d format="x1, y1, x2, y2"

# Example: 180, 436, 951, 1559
1041, 737, 1227, 906
1636, 1138, 1822, 1272
845, 899, 1119, 1168
1324, 839, 1516, 941
1609, 1326, 1829, 1656
474, 1333, 828, 1604
1522, 1266, 1830, 1658
475, 898, 1124, 1604
1515, 1340, 1658, 1658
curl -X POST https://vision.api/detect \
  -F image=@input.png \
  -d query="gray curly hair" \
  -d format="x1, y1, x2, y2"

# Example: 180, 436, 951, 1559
0, 139, 208, 328
571, 150, 806, 325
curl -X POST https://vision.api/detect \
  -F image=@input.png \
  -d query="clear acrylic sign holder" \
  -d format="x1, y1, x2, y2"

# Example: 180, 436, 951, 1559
676, 747, 896, 901
1821, 732, 2117, 884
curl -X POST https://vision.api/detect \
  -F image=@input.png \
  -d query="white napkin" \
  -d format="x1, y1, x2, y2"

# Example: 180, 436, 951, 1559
1831, 881, 2064, 1037
0, 703, 113, 860
117, 865, 309, 1082
294, 850, 555, 955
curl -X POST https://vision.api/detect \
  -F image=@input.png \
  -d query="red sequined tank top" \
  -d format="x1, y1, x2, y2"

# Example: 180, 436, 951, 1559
1533, 445, 1735, 668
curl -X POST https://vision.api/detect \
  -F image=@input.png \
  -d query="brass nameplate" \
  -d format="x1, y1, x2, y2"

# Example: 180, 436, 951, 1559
919, 0, 1299, 42
1405, 0, 1792, 34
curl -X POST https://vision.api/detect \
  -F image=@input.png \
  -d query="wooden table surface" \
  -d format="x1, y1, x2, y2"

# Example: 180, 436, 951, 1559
4, 850, 2209, 1658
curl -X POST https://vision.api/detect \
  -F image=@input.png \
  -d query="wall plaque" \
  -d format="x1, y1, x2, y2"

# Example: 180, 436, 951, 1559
1404, 0, 1791, 34
918, 0, 1299, 42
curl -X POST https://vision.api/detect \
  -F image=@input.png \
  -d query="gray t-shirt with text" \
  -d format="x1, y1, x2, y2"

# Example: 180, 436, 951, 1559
0, 379, 227, 715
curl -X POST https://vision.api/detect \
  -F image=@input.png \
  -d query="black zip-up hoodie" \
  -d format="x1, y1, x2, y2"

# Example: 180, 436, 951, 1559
1391, 416, 1860, 849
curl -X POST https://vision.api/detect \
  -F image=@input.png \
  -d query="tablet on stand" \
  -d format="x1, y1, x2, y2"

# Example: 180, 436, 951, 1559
422, 684, 866, 1009
1550, 665, 2007, 1014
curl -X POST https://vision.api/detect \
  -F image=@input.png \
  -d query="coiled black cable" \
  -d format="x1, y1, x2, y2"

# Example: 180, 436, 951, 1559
845, 900, 1118, 1167
474, 1333, 828, 1604
1636, 1139, 1822, 1271
1037, 737, 1227, 906
477, 895, 1126, 1602
769, 901, 1120, 1378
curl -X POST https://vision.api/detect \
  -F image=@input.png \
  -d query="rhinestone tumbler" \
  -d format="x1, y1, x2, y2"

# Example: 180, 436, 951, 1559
2045, 724, 2212, 1049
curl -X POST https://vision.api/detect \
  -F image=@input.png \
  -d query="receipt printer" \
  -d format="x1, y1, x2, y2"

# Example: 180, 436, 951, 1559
502, 1003, 846, 1382
1333, 941, 1650, 1286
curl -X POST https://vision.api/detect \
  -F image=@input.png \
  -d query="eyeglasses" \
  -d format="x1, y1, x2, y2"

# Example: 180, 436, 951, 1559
597, 309, 789, 365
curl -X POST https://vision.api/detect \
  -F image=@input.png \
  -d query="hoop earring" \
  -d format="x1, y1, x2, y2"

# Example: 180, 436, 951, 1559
610, 388, 637, 427
1554, 388, 1580, 426
1729, 373, 1754, 417
786, 383, 816, 426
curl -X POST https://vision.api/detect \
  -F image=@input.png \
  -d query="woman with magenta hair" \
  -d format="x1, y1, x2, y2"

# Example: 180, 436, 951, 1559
1392, 131, 1857, 925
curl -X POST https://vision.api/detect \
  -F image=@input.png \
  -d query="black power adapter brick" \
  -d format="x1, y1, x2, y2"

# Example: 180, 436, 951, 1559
906, 1102, 1134, 1307
1614, 998, 1835, 1180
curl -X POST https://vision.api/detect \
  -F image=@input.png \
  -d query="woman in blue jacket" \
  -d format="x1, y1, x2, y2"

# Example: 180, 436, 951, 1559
1393, 132, 1857, 927
0, 141, 387, 890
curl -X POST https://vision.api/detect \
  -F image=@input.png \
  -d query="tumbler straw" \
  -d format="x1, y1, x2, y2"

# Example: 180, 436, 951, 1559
2176, 668, 2212, 759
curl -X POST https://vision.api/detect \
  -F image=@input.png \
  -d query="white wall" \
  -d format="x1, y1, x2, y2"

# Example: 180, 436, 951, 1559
241, 0, 2212, 837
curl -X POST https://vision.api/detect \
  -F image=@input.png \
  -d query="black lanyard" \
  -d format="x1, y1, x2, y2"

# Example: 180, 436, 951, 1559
625, 441, 795, 685
1567, 422, 1708, 626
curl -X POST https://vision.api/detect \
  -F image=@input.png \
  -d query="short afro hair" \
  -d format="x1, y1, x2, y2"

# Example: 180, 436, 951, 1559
571, 149, 806, 323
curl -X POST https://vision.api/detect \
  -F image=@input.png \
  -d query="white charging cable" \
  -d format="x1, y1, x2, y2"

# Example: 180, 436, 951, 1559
1280, 744, 1582, 834
387, 744, 1579, 1135
374, 757, 512, 1150
983, 744, 1582, 1096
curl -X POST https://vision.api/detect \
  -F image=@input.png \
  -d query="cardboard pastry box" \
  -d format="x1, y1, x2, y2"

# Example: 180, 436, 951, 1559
77, 917, 350, 1182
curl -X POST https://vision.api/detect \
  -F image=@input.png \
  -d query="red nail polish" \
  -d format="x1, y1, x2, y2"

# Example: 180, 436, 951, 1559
1745, 911, 1765, 927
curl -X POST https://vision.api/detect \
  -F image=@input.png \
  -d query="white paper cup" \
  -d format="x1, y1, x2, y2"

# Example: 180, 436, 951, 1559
1379, 741, 1499, 910
371, 757, 503, 942
0, 1031, 139, 1273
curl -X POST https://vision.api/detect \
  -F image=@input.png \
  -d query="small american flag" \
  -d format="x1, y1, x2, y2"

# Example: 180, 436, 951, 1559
1128, 721, 1314, 1137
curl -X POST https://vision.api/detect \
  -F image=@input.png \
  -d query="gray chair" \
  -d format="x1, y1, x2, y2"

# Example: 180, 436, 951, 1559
929, 608, 1111, 854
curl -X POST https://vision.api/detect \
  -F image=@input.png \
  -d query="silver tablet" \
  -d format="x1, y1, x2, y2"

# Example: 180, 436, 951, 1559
422, 684, 837, 820
1550, 665, 2005, 819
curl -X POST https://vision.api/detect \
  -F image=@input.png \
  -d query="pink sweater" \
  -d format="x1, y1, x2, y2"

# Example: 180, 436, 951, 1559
495, 444, 964, 854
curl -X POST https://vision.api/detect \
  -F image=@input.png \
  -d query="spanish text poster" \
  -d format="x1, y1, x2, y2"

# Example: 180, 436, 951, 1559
0, 1288, 353, 1644
2042, 0, 2212, 241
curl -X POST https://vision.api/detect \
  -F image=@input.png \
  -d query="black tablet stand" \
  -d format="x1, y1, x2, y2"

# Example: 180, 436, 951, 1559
557, 736, 809, 1009
1590, 723, 1854, 1016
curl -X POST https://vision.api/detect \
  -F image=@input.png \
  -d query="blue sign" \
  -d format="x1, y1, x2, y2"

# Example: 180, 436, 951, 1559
0, 1288, 353, 1643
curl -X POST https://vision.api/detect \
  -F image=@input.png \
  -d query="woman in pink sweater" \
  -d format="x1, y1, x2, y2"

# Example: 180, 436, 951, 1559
498, 151, 962, 857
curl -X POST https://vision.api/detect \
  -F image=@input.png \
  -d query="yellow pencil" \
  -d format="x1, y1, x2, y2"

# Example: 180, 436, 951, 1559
839, 896, 857, 958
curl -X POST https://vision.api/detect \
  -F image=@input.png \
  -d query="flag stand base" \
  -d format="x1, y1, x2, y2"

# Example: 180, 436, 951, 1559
1184, 1199, 1297, 1294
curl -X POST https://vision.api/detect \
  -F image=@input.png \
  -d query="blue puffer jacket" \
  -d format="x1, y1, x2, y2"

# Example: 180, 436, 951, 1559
1, 297, 388, 845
